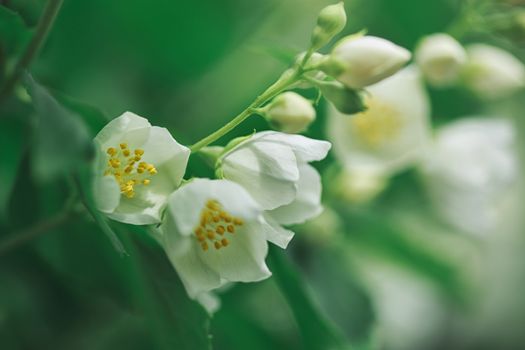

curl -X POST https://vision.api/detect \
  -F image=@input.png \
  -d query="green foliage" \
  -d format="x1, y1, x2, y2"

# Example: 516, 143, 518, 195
0, 6, 31, 66
25, 74, 93, 182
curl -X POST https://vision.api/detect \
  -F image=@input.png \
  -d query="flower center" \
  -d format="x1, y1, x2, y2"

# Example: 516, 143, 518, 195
350, 97, 403, 148
103, 143, 157, 198
193, 199, 244, 252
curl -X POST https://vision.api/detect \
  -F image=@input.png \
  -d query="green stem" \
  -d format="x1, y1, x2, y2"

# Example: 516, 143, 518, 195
0, 0, 64, 103
189, 70, 301, 153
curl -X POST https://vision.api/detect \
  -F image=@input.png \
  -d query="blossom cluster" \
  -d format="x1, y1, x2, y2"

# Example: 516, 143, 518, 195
326, 31, 522, 236
91, 2, 417, 311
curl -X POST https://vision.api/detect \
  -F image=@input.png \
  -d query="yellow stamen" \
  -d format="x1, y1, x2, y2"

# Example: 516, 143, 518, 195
193, 199, 244, 251
103, 143, 157, 199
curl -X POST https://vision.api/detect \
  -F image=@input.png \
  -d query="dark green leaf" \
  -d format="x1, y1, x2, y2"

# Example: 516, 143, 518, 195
267, 247, 350, 350
24, 74, 93, 182
0, 118, 26, 221
0, 6, 32, 62
52, 89, 110, 136
121, 229, 212, 350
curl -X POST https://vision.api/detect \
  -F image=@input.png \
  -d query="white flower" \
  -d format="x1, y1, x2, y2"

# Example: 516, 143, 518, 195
264, 92, 316, 134
159, 179, 272, 301
464, 44, 525, 98
321, 35, 411, 88
420, 117, 518, 236
327, 66, 431, 198
218, 131, 331, 229
93, 111, 190, 225
415, 33, 467, 87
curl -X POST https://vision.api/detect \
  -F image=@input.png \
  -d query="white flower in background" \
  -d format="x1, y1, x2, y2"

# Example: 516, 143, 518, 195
93, 112, 190, 225
415, 33, 467, 87
420, 117, 518, 236
159, 179, 272, 303
263, 92, 316, 134
327, 67, 431, 200
320, 35, 411, 88
464, 44, 525, 98
334, 168, 388, 204
218, 131, 331, 230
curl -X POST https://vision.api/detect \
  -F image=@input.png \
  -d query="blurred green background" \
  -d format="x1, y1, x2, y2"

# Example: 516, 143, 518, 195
1, 0, 525, 349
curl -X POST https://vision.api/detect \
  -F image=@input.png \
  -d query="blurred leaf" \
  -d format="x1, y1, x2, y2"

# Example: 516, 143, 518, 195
0, 6, 32, 63
301, 246, 375, 344
340, 209, 466, 303
121, 229, 212, 350
267, 247, 350, 350
25, 74, 93, 181
53, 89, 110, 136
0, 118, 25, 222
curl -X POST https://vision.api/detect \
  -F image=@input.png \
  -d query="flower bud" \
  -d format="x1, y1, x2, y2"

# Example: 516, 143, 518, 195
463, 44, 525, 99
415, 33, 467, 87
320, 35, 411, 88
311, 2, 347, 51
263, 92, 316, 134
316, 79, 366, 114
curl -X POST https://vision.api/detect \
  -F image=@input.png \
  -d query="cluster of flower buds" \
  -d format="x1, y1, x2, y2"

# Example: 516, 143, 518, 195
263, 2, 411, 134
415, 32, 525, 98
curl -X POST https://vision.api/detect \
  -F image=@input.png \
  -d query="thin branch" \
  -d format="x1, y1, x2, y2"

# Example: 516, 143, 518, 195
0, 0, 64, 103
0, 210, 72, 256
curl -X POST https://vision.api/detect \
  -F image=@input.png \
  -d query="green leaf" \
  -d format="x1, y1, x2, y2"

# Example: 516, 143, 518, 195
24, 74, 94, 182
120, 229, 212, 350
0, 6, 32, 61
0, 118, 25, 221
52, 89, 110, 135
340, 210, 467, 303
267, 247, 350, 350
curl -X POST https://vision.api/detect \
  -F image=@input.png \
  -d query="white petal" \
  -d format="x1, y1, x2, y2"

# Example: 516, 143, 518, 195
269, 164, 323, 225
93, 175, 121, 213
260, 214, 295, 249
252, 131, 332, 163
195, 292, 221, 314
94, 111, 151, 150
141, 126, 190, 182
161, 222, 223, 298
107, 190, 166, 225
199, 220, 271, 282
222, 147, 297, 210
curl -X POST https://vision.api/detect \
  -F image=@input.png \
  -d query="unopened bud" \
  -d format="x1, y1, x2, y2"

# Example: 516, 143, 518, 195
263, 92, 316, 134
316, 80, 366, 114
311, 2, 347, 51
464, 44, 525, 99
415, 33, 467, 87
321, 35, 411, 88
